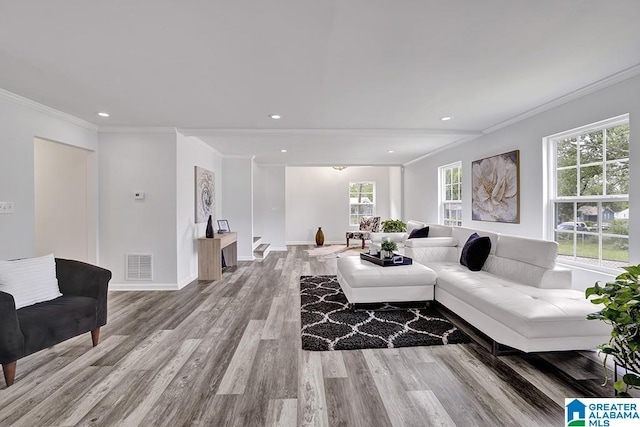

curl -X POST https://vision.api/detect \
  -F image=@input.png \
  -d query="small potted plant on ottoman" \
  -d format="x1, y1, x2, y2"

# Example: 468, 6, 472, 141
380, 240, 398, 259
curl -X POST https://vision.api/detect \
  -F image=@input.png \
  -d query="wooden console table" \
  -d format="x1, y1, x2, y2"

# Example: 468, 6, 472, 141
197, 232, 238, 281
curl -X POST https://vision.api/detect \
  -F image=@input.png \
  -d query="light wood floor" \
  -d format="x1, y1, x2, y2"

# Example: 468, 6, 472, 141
0, 246, 619, 426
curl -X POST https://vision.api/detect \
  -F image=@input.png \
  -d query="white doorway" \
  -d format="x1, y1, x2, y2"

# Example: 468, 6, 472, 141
34, 138, 96, 262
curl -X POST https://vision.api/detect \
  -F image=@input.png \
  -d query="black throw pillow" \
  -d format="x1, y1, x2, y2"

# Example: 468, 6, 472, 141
460, 233, 491, 271
408, 226, 430, 239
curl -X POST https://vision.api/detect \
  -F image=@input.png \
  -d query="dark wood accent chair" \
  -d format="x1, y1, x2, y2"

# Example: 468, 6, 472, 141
0, 258, 111, 387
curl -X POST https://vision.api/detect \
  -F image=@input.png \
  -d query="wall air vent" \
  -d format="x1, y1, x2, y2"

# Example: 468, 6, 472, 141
125, 253, 153, 281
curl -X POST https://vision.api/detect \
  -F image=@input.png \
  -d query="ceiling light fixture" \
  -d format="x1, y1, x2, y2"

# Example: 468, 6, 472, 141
440, 116, 453, 121
388, 150, 394, 154
98, 112, 110, 117
269, 114, 281, 119
332, 166, 347, 171
280, 149, 287, 153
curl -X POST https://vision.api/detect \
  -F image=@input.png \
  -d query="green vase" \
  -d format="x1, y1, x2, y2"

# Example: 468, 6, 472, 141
315, 227, 325, 246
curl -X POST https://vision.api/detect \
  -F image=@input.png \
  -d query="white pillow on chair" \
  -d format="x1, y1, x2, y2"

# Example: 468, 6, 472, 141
0, 254, 62, 309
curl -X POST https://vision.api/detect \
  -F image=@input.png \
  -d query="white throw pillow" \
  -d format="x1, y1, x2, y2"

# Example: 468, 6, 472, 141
0, 254, 62, 309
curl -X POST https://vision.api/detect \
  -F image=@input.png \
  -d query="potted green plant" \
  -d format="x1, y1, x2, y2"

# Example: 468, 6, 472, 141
380, 240, 398, 258
586, 264, 640, 397
380, 219, 407, 233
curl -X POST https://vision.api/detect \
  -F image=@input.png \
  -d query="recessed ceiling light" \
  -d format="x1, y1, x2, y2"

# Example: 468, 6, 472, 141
440, 116, 453, 121
269, 114, 281, 119
280, 149, 287, 153
98, 112, 110, 117
388, 150, 395, 154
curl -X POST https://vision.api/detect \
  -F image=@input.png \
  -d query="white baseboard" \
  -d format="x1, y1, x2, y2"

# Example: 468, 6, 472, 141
110, 282, 180, 291
178, 274, 198, 289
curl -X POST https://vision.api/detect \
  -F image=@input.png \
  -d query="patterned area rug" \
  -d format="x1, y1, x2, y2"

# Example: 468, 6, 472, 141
300, 275, 470, 351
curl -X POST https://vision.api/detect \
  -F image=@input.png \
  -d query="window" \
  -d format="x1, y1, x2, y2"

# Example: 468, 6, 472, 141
349, 182, 375, 226
548, 114, 629, 270
439, 162, 462, 226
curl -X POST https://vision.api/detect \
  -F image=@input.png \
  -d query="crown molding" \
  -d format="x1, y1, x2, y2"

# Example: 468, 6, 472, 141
483, 63, 640, 135
0, 88, 99, 131
402, 134, 482, 166
188, 136, 223, 157
180, 127, 482, 139
98, 126, 177, 134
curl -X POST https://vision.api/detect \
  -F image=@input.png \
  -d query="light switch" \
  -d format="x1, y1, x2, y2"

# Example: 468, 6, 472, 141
134, 192, 145, 200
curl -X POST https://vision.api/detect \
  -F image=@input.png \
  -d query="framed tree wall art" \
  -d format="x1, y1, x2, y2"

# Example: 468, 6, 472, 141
471, 150, 520, 223
195, 166, 214, 223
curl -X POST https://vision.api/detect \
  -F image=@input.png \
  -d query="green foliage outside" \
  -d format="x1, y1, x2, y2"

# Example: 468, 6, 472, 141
556, 124, 629, 198
557, 236, 628, 262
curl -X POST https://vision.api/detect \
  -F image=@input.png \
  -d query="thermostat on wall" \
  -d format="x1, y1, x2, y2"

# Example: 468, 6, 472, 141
134, 192, 145, 200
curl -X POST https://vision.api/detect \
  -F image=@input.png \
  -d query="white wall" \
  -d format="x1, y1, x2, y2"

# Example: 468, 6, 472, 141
34, 138, 93, 262
222, 157, 254, 260
176, 132, 223, 286
99, 131, 177, 286
0, 92, 98, 261
285, 166, 396, 244
253, 164, 286, 251
404, 74, 640, 288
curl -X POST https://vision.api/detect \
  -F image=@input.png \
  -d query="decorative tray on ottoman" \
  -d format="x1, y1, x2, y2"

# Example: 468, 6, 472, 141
360, 253, 413, 267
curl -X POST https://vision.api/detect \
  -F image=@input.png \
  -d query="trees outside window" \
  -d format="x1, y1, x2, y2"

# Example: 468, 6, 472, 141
349, 182, 375, 226
549, 115, 629, 270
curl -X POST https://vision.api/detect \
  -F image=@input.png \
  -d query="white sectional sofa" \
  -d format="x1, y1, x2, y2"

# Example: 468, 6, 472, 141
403, 224, 611, 353
369, 220, 428, 253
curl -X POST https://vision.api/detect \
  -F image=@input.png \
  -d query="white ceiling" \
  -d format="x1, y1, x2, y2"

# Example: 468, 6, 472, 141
1, 1, 639, 165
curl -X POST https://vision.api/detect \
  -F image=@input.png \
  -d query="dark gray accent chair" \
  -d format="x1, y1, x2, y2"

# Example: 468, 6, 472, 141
0, 258, 111, 387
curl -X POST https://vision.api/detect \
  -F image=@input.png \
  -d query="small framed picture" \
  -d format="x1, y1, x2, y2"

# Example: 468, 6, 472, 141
217, 219, 230, 233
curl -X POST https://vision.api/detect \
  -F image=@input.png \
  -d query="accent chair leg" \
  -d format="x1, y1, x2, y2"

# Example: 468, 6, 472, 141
3, 361, 16, 387
361, 239, 365, 249
346, 237, 350, 247
91, 327, 101, 347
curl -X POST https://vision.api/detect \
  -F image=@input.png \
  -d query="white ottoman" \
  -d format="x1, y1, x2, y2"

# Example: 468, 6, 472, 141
336, 256, 437, 304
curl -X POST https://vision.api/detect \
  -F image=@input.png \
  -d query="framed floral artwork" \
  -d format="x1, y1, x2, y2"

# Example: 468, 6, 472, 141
195, 166, 214, 223
471, 150, 520, 223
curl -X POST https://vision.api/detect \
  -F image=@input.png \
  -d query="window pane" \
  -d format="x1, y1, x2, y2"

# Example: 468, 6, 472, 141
606, 161, 629, 195
577, 202, 597, 231
445, 186, 452, 201
579, 165, 603, 196
350, 215, 359, 225
555, 231, 574, 257
350, 205, 358, 214
579, 130, 603, 164
606, 124, 629, 161
602, 236, 628, 267
555, 202, 575, 228
452, 184, 460, 201
557, 139, 577, 167
452, 167, 461, 184
359, 205, 373, 216
575, 233, 598, 262
445, 169, 452, 185
601, 202, 626, 234
557, 168, 577, 196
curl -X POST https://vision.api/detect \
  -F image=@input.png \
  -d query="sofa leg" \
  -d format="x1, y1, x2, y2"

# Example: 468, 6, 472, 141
491, 340, 520, 356
91, 327, 100, 347
2, 362, 16, 387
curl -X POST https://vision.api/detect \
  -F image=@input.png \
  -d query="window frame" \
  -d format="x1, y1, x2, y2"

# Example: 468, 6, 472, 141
545, 114, 629, 272
348, 181, 376, 226
438, 161, 462, 227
